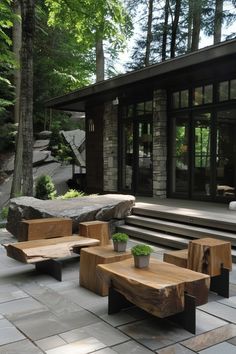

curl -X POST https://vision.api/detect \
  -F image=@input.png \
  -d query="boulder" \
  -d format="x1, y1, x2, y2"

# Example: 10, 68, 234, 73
6, 194, 135, 239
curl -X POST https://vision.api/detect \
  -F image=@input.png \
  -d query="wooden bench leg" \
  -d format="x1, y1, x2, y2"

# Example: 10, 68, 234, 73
169, 293, 196, 334
35, 259, 63, 281
108, 286, 133, 314
210, 264, 229, 298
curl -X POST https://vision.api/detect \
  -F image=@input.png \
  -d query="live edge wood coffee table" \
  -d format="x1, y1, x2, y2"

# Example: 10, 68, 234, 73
97, 258, 210, 334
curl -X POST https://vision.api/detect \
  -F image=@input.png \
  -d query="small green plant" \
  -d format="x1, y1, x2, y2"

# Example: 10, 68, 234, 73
131, 244, 153, 256
59, 189, 85, 199
112, 233, 129, 243
35, 175, 57, 200
0, 207, 9, 220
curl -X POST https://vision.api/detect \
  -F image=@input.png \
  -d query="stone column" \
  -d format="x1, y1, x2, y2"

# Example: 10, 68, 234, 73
103, 101, 118, 192
153, 89, 167, 198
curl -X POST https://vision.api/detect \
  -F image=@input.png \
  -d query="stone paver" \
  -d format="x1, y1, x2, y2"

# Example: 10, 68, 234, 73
45, 337, 106, 354
0, 318, 25, 346
1, 227, 236, 353
198, 342, 236, 354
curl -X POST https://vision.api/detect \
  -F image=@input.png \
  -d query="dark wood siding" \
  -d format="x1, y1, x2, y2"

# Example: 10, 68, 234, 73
85, 103, 104, 193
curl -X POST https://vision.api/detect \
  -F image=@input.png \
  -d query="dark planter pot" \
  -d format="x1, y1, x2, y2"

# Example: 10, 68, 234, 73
113, 241, 127, 252
133, 254, 150, 268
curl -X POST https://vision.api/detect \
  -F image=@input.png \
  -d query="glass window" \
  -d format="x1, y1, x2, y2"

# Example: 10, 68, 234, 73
180, 90, 189, 108
145, 100, 153, 112
204, 85, 213, 104
173, 92, 179, 109
230, 79, 236, 100
194, 87, 203, 106
127, 105, 133, 118
219, 81, 229, 101
137, 102, 145, 115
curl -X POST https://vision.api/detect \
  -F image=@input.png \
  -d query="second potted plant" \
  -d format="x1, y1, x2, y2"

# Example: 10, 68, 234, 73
112, 233, 129, 252
131, 243, 153, 268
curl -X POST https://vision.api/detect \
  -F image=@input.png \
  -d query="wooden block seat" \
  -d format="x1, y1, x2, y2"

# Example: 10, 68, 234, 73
97, 257, 210, 334
163, 237, 232, 297
4, 236, 100, 281
19, 217, 72, 241
79, 221, 110, 246
80, 245, 132, 296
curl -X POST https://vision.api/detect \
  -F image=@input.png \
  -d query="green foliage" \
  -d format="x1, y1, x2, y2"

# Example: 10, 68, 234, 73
112, 232, 129, 243
0, 122, 17, 151
59, 189, 85, 199
35, 175, 57, 200
0, 207, 9, 220
44, 0, 132, 78
131, 244, 153, 256
0, 0, 15, 126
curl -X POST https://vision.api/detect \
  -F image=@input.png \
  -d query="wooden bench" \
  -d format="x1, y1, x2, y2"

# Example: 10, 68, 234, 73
163, 238, 232, 297
4, 236, 100, 281
97, 258, 210, 334
19, 217, 72, 241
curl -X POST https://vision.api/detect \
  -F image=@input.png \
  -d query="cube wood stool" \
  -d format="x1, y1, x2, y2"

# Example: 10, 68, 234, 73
79, 245, 132, 296
79, 221, 110, 246
163, 237, 232, 298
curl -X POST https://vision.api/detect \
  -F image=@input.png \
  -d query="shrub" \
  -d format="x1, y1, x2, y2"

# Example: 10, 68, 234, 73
35, 175, 57, 200
131, 244, 153, 256
112, 233, 129, 243
0, 207, 8, 220
59, 189, 85, 199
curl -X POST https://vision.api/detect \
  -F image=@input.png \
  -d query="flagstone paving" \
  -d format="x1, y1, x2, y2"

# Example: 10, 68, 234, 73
0, 228, 236, 353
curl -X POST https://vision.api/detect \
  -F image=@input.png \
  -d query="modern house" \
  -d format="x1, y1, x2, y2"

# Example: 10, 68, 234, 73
46, 39, 236, 203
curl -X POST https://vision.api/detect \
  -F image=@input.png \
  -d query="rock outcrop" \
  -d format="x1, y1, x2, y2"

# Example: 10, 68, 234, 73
7, 194, 135, 239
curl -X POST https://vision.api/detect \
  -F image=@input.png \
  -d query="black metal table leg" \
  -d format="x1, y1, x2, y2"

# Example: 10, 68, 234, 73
169, 293, 196, 334
108, 287, 133, 314
210, 264, 229, 298
35, 259, 63, 281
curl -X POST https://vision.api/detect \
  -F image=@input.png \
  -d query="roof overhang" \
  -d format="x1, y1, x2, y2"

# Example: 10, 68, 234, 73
45, 39, 236, 111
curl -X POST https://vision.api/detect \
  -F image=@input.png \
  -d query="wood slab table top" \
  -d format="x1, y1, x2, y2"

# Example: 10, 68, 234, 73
4, 236, 100, 264
97, 258, 210, 318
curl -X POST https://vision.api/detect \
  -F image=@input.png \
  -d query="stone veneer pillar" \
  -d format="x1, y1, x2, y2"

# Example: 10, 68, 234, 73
103, 101, 118, 192
153, 89, 167, 198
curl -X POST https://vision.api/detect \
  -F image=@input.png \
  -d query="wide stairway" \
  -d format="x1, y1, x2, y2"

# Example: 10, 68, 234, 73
117, 201, 236, 262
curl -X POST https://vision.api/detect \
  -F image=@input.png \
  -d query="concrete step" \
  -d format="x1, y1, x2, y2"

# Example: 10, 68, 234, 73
132, 204, 236, 233
117, 224, 236, 263
116, 224, 189, 249
125, 215, 236, 247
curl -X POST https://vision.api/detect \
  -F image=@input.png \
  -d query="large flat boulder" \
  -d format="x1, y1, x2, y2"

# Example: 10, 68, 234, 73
6, 194, 135, 239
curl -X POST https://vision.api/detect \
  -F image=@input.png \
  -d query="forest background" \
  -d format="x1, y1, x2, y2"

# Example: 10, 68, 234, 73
0, 0, 236, 197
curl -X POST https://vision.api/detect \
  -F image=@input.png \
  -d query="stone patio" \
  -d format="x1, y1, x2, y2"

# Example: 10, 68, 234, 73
0, 227, 236, 354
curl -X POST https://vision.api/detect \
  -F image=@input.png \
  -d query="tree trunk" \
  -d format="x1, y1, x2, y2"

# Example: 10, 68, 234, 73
144, 0, 154, 66
214, 0, 223, 44
187, 0, 193, 51
12, 0, 22, 124
96, 36, 104, 82
21, 0, 34, 196
162, 0, 169, 61
191, 0, 202, 51
170, 0, 181, 58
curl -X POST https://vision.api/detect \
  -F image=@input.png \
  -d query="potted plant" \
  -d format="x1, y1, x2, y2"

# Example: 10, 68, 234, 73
112, 233, 129, 252
131, 244, 153, 268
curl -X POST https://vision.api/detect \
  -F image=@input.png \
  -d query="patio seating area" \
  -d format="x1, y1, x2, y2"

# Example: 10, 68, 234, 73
1, 223, 236, 354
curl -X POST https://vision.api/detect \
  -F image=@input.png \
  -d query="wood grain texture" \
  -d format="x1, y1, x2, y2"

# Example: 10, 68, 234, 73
97, 258, 210, 318
163, 249, 188, 268
19, 218, 72, 241
79, 221, 110, 246
4, 236, 100, 263
187, 238, 232, 276
80, 245, 132, 296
